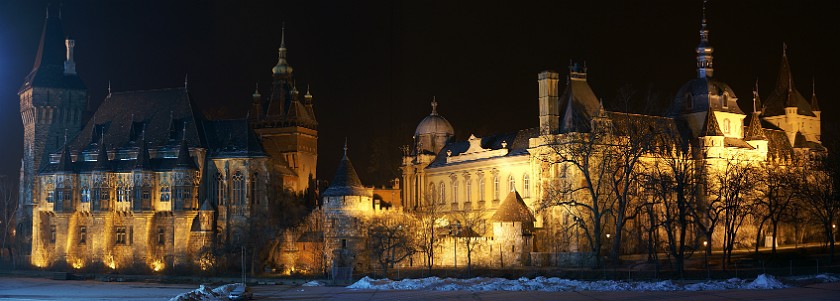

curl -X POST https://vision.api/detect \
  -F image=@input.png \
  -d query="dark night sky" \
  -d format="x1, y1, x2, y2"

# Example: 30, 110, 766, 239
0, 0, 838, 186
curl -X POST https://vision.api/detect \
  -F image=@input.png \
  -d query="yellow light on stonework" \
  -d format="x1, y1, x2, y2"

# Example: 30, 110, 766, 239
71, 258, 84, 270
151, 260, 164, 272
104, 254, 117, 270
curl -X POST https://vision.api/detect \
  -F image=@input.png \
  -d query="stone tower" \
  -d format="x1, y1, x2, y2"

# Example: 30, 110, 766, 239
18, 7, 87, 259
251, 26, 318, 193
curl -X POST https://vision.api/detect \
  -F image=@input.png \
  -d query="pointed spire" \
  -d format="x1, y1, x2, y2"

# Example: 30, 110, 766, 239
305, 84, 313, 102
93, 131, 110, 171
745, 112, 767, 141
343, 137, 348, 158
134, 129, 152, 170
598, 97, 606, 117
46, 4, 50, 19
107, 80, 112, 98
281, 22, 286, 48
253, 82, 260, 97
699, 109, 723, 137
811, 77, 821, 112
783, 42, 788, 57
184, 74, 189, 90
430, 96, 438, 116
696, 0, 714, 78
752, 79, 761, 114
175, 123, 196, 169
272, 22, 293, 76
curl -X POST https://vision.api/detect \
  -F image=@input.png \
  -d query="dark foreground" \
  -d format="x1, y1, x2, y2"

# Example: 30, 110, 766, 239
0, 277, 838, 301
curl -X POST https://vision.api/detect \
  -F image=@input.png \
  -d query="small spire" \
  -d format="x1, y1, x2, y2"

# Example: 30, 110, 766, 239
281, 22, 286, 48
184, 74, 189, 90
306, 84, 312, 97
343, 137, 348, 157
752, 79, 760, 113
812, 76, 816, 97
811, 76, 821, 112
430, 96, 438, 115
45, 4, 49, 18
64, 128, 68, 146
58, 2, 62, 19
254, 82, 260, 95
701, 0, 707, 28
107, 80, 112, 98
782, 42, 787, 57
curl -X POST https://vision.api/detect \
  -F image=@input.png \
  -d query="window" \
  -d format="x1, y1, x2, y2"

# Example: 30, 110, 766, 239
509, 175, 516, 192
47, 191, 55, 203
428, 184, 436, 203
453, 180, 459, 203
141, 189, 151, 202
160, 186, 170, 202
49, 225, 56, 244
157, 227, 165, 245
215, 173, 225, 205
115, 226, 127, 245
81, 187, 90, 203
493, 174, 500, 200
341, 239, 347, 249
465, 179, 472, 203
479, 177, 486, 201
723, 119, 731, 134
523, 174, 531, 198
439, 182, 445, 204
232, 172, 244, 205
79, 226, 86, 244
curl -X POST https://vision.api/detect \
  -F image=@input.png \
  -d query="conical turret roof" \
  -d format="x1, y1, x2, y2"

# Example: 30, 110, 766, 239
322, 144, 368, 197
698, 109, 723, 137
744, 113, 767, 141
491, 191, 535, 223
174, 136, 198, 170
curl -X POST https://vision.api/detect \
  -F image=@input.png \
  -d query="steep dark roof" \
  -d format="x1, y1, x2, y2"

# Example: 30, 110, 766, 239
698, 109, 724, 137
764, 129, 793, 160
427, 128, 538, 168
20, 13, 85, 92
133, 139, 153, 170
174, 137, 199, 170
793, 132, 825, 151
69, 88, 205, 154
744, 113, 767, 141
491, 191, 536, 223
763, 52, 814, 117
322, 153, 369, 197
199, 198, 214, 211
558, 77, 600, 133
204, 119, 267, 158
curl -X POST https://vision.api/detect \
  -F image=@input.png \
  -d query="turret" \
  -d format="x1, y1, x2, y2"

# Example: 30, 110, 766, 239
63, 38, 76, 75
537, 71, 560, 135
696, 0, 714, 78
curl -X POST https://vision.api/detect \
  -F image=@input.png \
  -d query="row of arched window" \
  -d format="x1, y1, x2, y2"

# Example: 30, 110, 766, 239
428, 173, 531, 205
213, 171, 259, 208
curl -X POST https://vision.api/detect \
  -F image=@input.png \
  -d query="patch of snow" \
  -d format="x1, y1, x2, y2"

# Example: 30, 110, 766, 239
302, 280, 325, 287
349, 274, 788, 292
169, 283, 238, 301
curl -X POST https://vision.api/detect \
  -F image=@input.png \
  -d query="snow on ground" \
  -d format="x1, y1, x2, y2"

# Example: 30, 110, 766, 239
302, 280, 325, 287
348, 273, 836, 292
169, 283, 238, 301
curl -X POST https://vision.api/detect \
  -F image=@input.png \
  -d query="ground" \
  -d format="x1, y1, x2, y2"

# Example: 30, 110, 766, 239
0, 276, 838, 301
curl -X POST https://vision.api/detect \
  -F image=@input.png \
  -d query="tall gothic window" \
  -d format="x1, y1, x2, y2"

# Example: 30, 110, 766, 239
428, 183, 436, 203
157, 227, 165, 245
49, 225, 56, 244
251, 173, 259, 205
465, 179, 472, 203
439, 182, 445, 204
509, 175, 516, 192
79, 226, 86, 244
478, 177, 486, 201
215, 173, 225, 206
493, 174, 500, 200
232, 172, 244, 205
523, 174, 531, 198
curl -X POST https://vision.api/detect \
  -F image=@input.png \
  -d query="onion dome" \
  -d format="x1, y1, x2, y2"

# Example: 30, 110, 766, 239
272, 25, 293, 76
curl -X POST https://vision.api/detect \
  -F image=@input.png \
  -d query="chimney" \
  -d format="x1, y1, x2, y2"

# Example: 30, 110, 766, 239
64, 38, 76, 75
538, 71, 560, 135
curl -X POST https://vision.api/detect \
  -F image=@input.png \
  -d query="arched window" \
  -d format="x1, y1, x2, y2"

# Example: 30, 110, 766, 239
509, 175, 516, 192
428, 183, 436, 203
439, 182, 445, 204
453, 180, 459, 203
465, 179, 472, 203
493, 174, 500, 200
478, 177, 486, 201
723, 119, 731, 134
215, 173, 225, 206
232, 172, 244, 205
160, 186, 170, 202
80, 187, 90, 203
523, 174, 531, 198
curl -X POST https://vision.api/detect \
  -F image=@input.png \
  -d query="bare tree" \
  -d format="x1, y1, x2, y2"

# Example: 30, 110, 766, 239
799, 154, 840, 262
0, 175, 17, 268
367, 216, 414, 278
706, 156, 756, 267
453, 210, 487, 276
644, 143, 701, 274
536, 119, 617, 268
410, 198, 445, 274
753, 161, 797, 255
